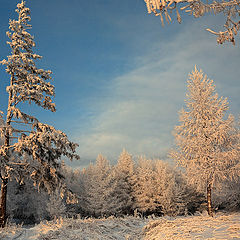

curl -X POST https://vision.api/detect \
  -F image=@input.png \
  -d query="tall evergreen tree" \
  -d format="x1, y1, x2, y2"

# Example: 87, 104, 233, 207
131, 157, 157, 215
105, 149, 134, 215
154, 160, 195, 216
0, 1, 79, 227
83, 154, 110, 217
171, 67, 239, 216
116, 149, 134, 175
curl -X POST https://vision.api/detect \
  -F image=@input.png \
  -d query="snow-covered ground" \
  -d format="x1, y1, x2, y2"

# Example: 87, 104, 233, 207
144, 212, 240, 240
0, 216, 147, 240
0, 212, 240, 240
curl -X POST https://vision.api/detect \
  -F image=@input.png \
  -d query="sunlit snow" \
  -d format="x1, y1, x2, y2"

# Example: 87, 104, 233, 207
1, 213, 240, 240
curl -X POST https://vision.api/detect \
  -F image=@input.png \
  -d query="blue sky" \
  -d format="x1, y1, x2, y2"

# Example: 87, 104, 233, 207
0, 0, 239, 167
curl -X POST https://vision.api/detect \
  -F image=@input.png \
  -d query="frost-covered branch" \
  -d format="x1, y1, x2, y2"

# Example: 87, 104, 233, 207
144, 0, 240, 44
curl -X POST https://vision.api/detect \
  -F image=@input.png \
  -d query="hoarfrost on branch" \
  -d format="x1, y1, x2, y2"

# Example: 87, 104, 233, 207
144, 0, 240, 44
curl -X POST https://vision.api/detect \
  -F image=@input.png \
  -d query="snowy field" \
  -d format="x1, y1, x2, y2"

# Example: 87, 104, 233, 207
144, 212, 240, 240
0, 212, 240, 240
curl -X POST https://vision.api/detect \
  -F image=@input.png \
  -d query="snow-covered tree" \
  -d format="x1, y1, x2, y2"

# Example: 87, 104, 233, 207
7, 178, 49, 224
154, 160, 180, 216
154, 160, 202, 216
104, 149, 134, 216
131, 157, 158, 215
61, 165, 86, 217
211, 176, 240, 211
131, 157, 196, 216
46, 189, 66, 220
171, 66, 239, 216
0, 1, 79, 227
83, 154, 111, 217
116, 149, 134, 176
144, 0, 240, 45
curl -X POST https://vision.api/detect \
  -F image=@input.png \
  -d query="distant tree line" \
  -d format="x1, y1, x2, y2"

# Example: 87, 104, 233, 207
5, 147, 240, 224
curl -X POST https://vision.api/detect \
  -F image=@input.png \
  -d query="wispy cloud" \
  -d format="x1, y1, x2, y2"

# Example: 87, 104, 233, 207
73, 18, 240, 165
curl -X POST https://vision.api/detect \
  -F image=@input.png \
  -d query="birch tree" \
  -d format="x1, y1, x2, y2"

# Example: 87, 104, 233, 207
171, 66, 239, 216
0, 1, 79, 227
144, 0, 240, 45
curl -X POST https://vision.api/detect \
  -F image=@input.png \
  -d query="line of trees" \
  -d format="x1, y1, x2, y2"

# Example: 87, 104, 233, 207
6, 147, 240, 223
75, 150, 196, 218
4, 150, 202, 222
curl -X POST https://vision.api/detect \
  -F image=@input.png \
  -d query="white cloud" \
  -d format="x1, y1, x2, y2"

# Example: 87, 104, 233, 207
73, 18, 240, 165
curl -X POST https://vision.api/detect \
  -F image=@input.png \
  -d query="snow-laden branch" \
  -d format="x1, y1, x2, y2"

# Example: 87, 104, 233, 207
144, 0, 240, 44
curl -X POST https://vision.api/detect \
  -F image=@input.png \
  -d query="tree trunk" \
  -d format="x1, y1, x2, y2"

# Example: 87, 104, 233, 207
0, 127, 10, 228
0, 178, 8, 227
0, 75, 13, 228
207, 183, 213, 217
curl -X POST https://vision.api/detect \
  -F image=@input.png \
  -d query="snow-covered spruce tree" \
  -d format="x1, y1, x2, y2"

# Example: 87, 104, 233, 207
154, 160, 183, 216
104, 149, 134, 216
0, 1, 79, 227
46, 188, 66, 220
116, 149, 134, 176
131, 157, 158, 215
61, 165, 86, 217
154, 160, 203, 216
7, 177, 49, 224
171, 67, 239, 217
144, 0, 240, 45
212, 175, 240, 211
83, 154, 111, 217
131, 157, 196, 217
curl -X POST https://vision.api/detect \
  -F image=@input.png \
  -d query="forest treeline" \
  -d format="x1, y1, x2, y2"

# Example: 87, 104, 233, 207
6, 148, 240, 224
